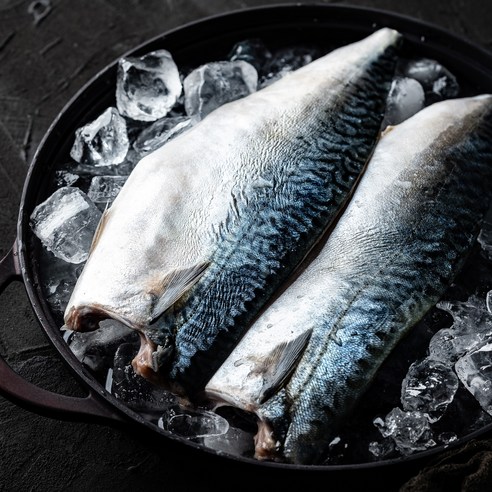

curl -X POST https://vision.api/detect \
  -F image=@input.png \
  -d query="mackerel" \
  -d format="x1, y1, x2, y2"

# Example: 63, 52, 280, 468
64, 28, 401, 391
212, 95, 492, 465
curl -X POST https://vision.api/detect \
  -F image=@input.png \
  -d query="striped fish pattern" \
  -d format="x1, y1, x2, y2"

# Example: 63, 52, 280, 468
246, 95, 492, 465
154, 28, 402, 394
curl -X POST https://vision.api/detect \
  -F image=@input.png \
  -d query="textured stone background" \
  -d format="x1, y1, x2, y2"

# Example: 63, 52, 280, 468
0, 1, 491, 491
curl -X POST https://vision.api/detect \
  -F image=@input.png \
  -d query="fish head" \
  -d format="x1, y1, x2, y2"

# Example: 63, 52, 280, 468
63, 244, 169, 331
64, 198, 209, 329
65, 278, 181, 383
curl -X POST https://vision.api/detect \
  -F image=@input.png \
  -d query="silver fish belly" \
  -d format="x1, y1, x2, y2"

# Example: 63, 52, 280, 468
64, 28, 401, 389
208, 95, 492, 465
157, 29, 402, 394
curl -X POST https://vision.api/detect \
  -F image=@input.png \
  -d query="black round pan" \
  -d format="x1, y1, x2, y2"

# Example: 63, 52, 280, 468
1, 3, 491, 483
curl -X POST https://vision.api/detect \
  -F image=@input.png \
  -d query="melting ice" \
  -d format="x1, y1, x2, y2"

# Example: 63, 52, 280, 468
260, 45, 322, 87
41, 253, 83, 315
67, 319, 136, 374
105, 341, 234, 443
228, 38, 272, 72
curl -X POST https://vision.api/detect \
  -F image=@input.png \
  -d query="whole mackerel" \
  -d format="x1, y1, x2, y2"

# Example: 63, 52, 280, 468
210, 94, 492, 465
64, 28, 401, 391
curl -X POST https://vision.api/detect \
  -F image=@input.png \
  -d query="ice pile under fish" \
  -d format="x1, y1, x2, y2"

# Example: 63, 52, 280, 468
29, 27, 492, 466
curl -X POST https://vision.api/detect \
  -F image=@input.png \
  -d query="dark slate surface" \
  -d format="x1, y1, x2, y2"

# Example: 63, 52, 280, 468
0, 1, 491, 491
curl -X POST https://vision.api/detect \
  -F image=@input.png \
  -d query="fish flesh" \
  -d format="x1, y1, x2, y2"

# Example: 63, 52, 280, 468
204, 95, 492, 465
64, 28, 401, 392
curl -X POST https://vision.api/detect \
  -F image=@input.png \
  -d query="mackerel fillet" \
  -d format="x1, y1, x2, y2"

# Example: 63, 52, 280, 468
221, 95, 492, 465
64, 28, 401, 392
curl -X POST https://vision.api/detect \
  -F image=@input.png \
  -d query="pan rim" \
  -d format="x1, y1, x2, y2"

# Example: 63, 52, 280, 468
15, 2, 492, 471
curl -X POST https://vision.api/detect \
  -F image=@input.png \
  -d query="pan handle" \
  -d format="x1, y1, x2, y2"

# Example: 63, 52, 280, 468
0, 242, 126, 424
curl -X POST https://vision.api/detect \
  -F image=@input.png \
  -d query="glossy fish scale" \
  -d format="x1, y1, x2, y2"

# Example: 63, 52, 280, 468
252, 95, 492, 465
154, 30, 402, 394
64, 28, 400, 388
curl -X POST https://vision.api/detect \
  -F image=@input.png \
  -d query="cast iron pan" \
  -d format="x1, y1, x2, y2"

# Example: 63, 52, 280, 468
1, 2, 492, 482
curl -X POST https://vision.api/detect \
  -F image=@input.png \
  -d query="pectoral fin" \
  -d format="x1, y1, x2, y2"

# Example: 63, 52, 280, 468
150, 262, 210, 320
259, 329, 312, 403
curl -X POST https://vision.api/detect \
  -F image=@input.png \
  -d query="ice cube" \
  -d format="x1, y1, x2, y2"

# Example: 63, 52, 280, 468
87, 175, 128, 206
54, 170, 79, 187
159, 406, 229, 439
68, 319, 137, 374
382, 77, 425, 128
70, 107, 129, 167
455, 342, 492, 415
110, 343, 177, 413
201, 424, 255, 457
438, 432, 458, 445
401, 358, 459, 422
183, 60, 258, 121
112, 373, 231, 440
228, 38, 272, 73
30, 187, 102, 264
116, 49, 182, 122
260, 45, 322, 87
429, 295, 492, 363
368, 438, 395, 459
46, 276, 77, 314
374, 408, 436, 455
41, 252, 83, 315
133, 115, 192, 156
399, 57, 460, 104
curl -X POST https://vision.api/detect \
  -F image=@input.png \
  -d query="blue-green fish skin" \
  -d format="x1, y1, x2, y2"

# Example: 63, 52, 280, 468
255, 95, 492, 465
65, 28, 400, 386
156, 28, 402, 394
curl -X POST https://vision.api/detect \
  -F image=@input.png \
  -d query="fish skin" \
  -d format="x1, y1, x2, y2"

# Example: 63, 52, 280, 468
160, 29, 402, 394
244, 95, 492, 465
64, 28, 401, 390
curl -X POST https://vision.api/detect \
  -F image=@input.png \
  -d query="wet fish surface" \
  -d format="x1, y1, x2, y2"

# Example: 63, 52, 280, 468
205, 95, 492, 465
64, 28, 401, 393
